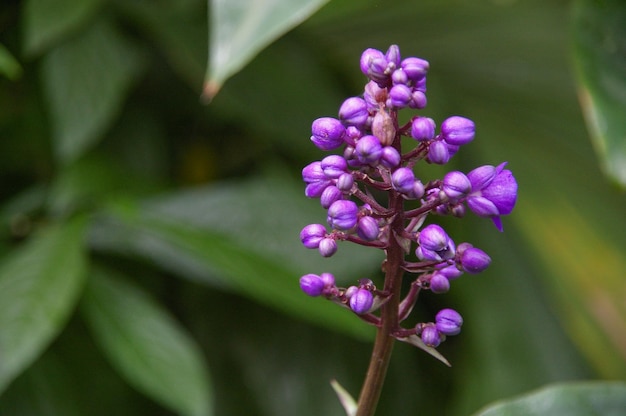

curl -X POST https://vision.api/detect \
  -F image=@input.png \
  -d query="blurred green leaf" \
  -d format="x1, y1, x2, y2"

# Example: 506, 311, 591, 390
112, 0, 207, 88
516, 201, 626, 379
203, 0, 330, 100
40, 16, 144, 164
0, 352, 82, 416
88, 174, 379, 340
22, 0, 103, 57
572, 0, 626, 188
0, 217, 88, 394
47, 155, 160, 217
0, 44, 22, 80
81, 268, 213, 416
474, 381, 626, 416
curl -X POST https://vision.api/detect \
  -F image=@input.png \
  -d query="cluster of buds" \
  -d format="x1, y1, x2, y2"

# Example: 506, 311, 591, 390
299, 45, 517, 351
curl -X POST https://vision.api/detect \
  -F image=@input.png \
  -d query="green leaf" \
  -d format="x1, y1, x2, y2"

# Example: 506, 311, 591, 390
0, 352, 82, 416
112, 0, 207, 88
0, 43, 22, 80
572, 0, 626, 188
40, 16, 144, 164
81, 268, 213, 416
22, 0, 103, 57
473, 381, 626, 416
0, 217, 88, 394
88, 174, 380, 340
203, 0, 330, 100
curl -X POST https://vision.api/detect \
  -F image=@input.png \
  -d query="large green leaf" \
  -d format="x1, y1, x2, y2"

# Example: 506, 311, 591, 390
22, 0, 103, 57
40, 16, 144, 164
88, 174, 380, 340
0, 217, 88, 394
81, 268, 213, 416
474, 381, 626, 416
203, 0, 330, 100
572, 0, 626, 188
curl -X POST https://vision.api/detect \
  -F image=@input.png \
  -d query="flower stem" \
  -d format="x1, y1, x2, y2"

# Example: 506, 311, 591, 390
355, 196, 405, 416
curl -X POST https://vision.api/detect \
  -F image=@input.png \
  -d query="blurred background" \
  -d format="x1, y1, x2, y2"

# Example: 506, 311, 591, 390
0, 0, 624, 415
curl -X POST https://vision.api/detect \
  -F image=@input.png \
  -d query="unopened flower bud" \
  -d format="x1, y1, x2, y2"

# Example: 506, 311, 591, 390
409, 90, 427, 109
401, 57, 429, 82
460, 247, 491, 274
418, 224, 450, 252
420, 324, 441, 347
357, 216, 380, 241
300, 224, 327, 249
336, 173, 354, 192
442, 171, 472, 201
430, 273, 450, 294
319, 237, 338, 257
319, 272, 335, 288
435, 308, 463, 336
300, 274, 325, 297
311, 117, 345, 151
372, 110, 396, 146
339, 97, 369, 128
380, 146, 401, 168
407, 180, 425, 199
441, 116, 475, 146
321, 155, 347, 178
355, 135, 383, 165
391, 167, 415, 194
327, 200, 359, 230
410, 117, 436, 141
320, 185, 342, 209
385, 44, 401, 68
349, 288, 374, 314
428, 140, 450, 164
388, 84, 413, 109
345, 285, 358, 299
360, 48, 385, 77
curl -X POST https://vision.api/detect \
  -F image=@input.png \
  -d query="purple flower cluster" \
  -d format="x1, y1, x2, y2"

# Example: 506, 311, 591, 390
299, 45, 517, 352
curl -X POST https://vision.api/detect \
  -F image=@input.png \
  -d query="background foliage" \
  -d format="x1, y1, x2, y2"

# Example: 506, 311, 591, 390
0, 0, 625, 415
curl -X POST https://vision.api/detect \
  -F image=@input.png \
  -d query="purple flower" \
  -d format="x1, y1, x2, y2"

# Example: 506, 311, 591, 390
300, 224, 327, 249
435, 308, 463, 336
418, 224, 455, 261
409, 90, 427, 109
389, 84, 413, 108
355, 135, 383, 165
466, 162, 518, 231
300, 274, 325, 297
401, 57, 429, 82
430, 273, 450, 294
336, 172, 354, 192
349, 288, 374, 314
311, 117, 345, 151
441, 116, 475, 146
380, 146, 401, 168
428, 140, 450, 164
420, 324, 441, 347
442, 171, 471, 201
391, 167, 415, 194
327, 200, 359, 230
385, 44, 401, 68
320, 185, 342, 209
357, 216, 380, 241
319, 272, 335, 288
319, 237, 338, 257
321, 155, 347, 178
339, 97, 369, 127
410, 117, 436, 141
459, 247, 491, 274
